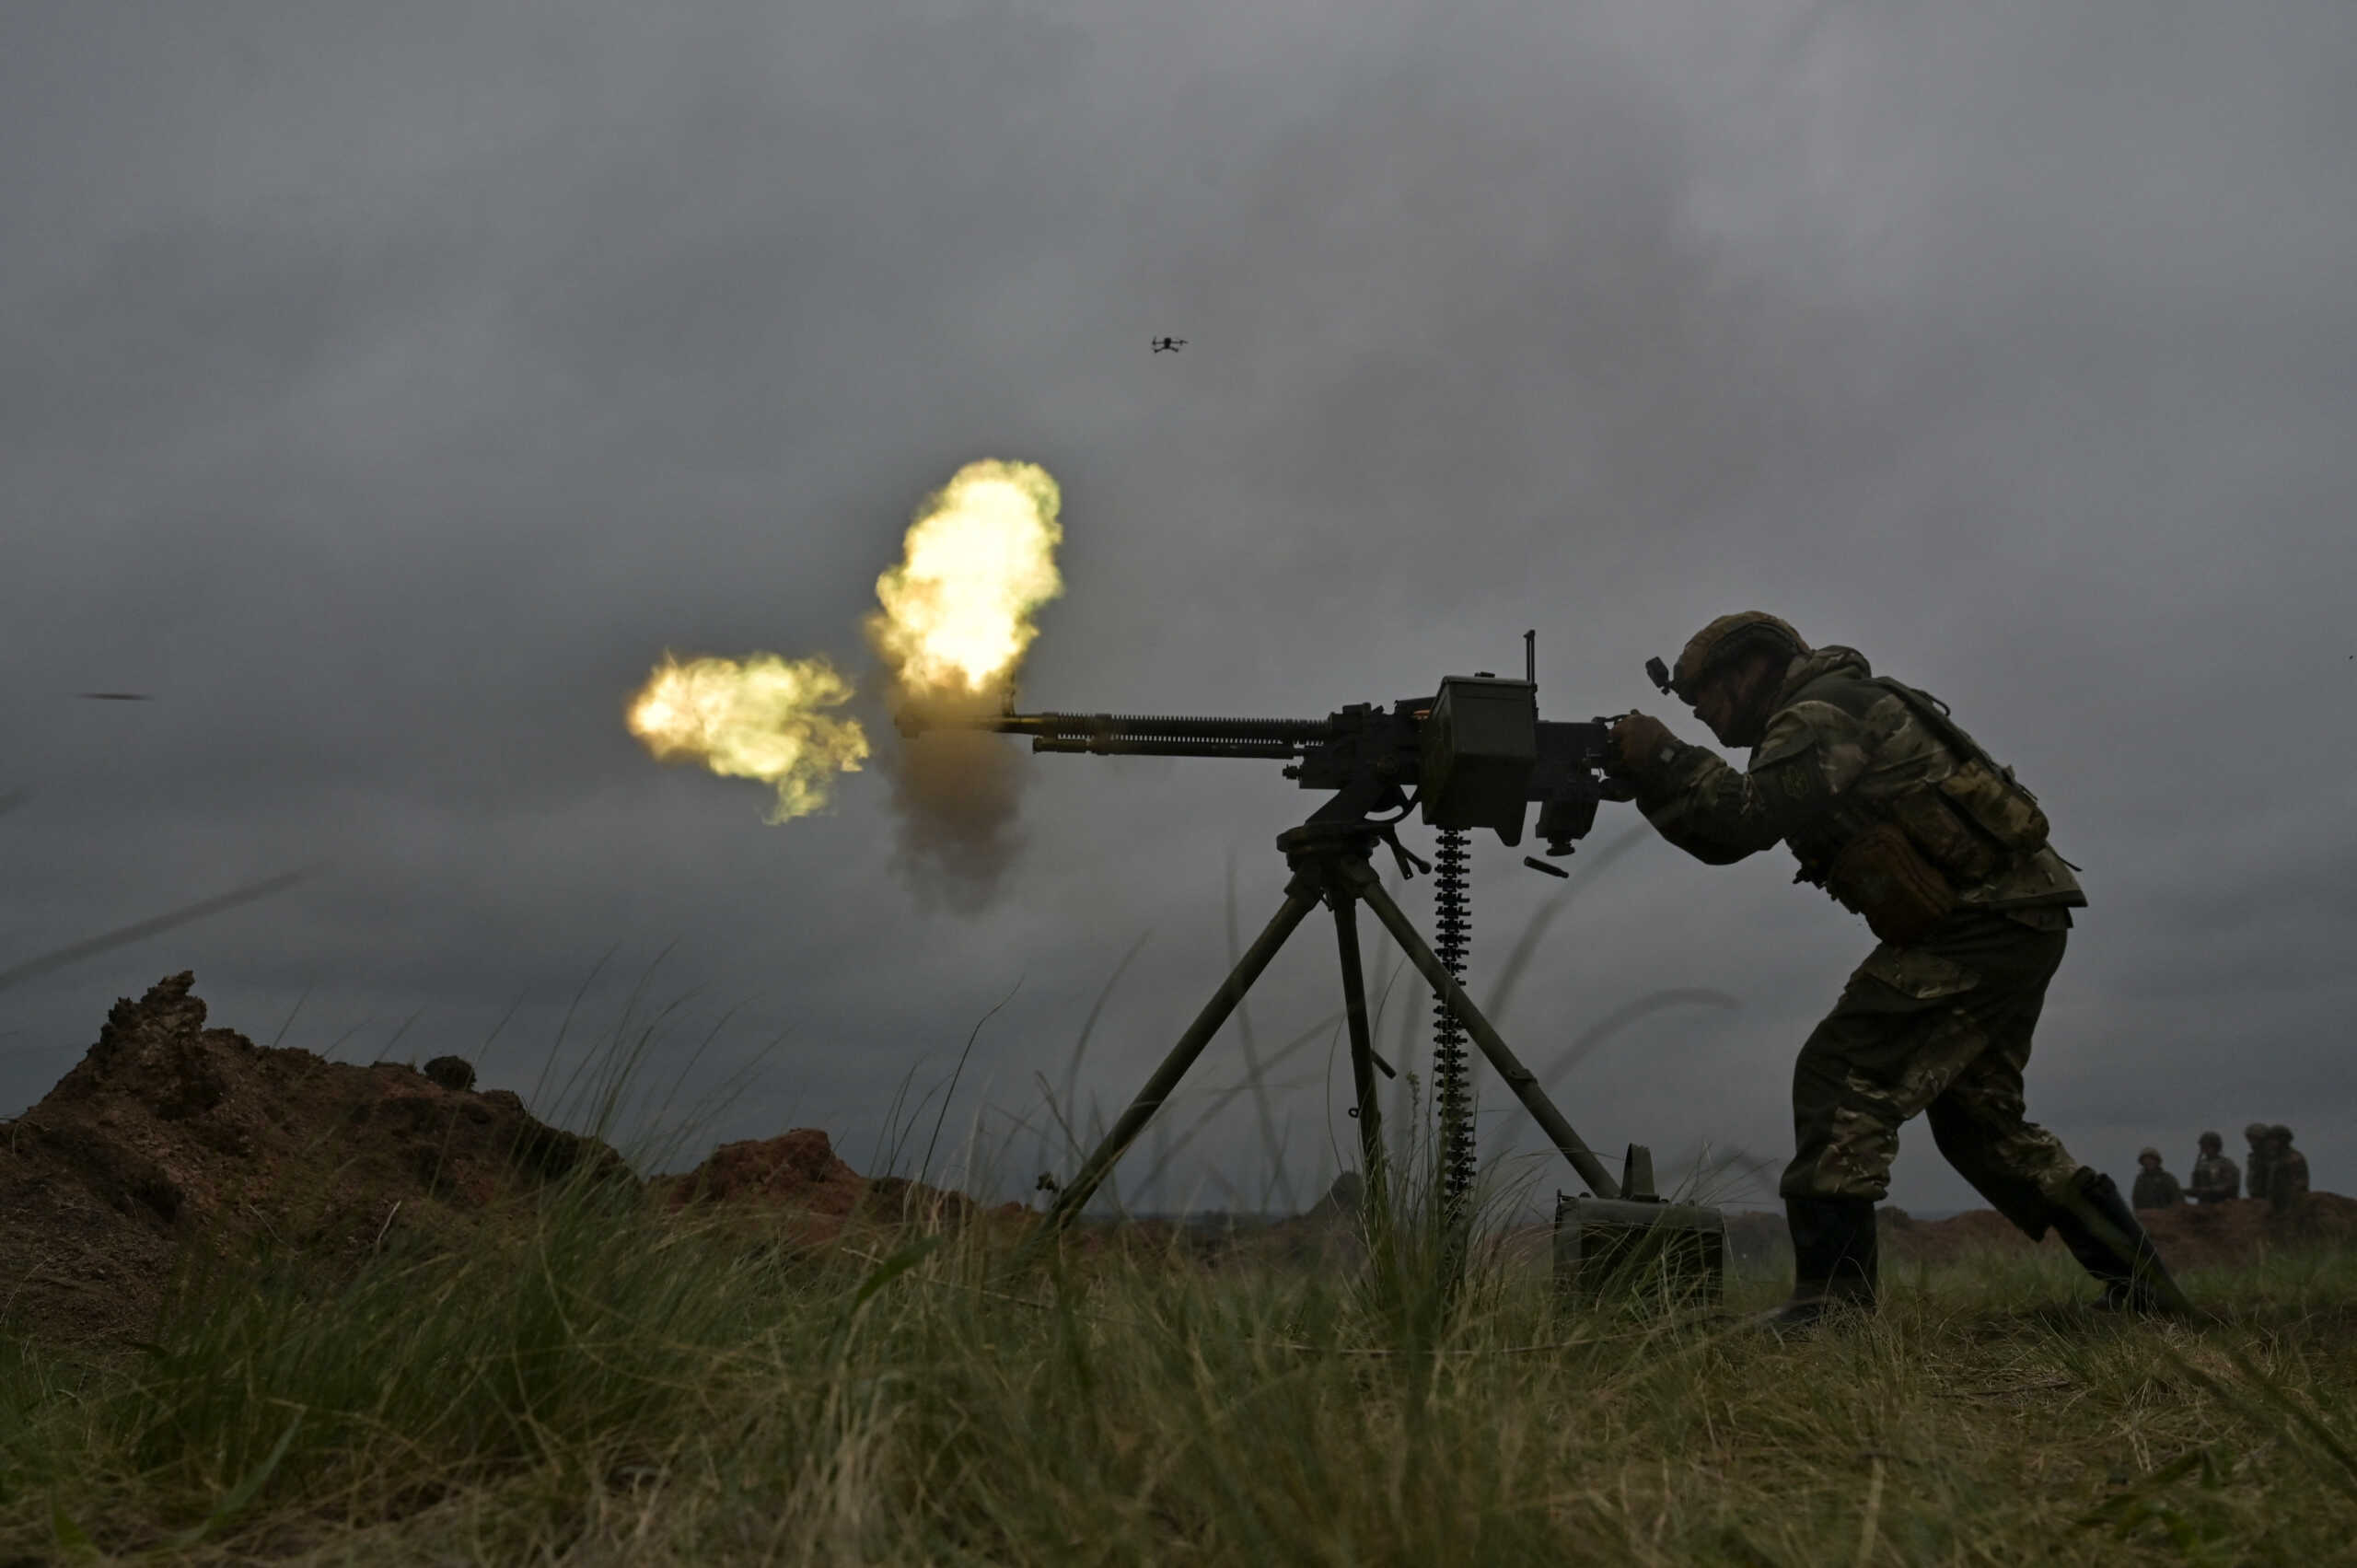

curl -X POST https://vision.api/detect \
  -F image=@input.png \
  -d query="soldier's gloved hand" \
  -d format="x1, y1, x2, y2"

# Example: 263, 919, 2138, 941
1608, 712, 1679, 783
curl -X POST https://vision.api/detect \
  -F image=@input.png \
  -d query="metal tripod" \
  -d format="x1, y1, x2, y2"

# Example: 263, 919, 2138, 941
1037, 815, 1624, 1238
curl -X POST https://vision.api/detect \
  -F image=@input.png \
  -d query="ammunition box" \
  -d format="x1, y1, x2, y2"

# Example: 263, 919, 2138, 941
1420, 676, 1538, 842
1553, 1192, 1725, 1307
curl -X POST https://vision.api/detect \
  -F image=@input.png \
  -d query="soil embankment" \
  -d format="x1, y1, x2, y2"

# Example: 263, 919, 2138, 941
1723, 1193, 2357, 1272
653, 1126, 1027, 1245
6, 974, 2348, 1349
0, 973, 625, 1346
0, 974, 1000, 1348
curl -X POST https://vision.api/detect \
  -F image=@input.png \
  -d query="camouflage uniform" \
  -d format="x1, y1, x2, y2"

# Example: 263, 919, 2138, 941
2245, 1124, 2275, 1204
1628, 645, 2089, 1228
2188, 1145, 2240, 1203
2131, 1155, 2185, 1211
2268, 1128, 2309, 1214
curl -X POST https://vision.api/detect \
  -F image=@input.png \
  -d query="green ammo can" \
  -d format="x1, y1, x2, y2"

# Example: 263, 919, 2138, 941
1553, 1144, 1725, 1307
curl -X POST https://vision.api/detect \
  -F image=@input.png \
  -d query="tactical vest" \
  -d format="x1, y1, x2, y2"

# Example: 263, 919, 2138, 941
1777, 672, 2062, 938
1863, 677, 2053, 883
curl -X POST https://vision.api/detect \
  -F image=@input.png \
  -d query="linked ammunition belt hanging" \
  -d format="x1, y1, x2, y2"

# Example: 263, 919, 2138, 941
1432, 826, 1477, 1210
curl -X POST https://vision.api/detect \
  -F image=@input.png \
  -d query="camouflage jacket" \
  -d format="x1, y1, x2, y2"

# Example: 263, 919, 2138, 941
2132, 1167, 2186, 1210
2188, 1153, 2241, 1202
1631, 646, 2087, 913
2246, 1149, 2275, 1203
2270, 1149, 2310, 1212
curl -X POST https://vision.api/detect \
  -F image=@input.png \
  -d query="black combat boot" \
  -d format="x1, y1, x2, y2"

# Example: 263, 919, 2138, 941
2047, 1168, 2192, 1315
1759, 1196, 1878, 1330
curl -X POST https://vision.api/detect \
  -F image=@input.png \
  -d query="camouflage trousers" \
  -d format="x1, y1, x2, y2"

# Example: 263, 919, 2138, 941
1781, 909, 2084, 1235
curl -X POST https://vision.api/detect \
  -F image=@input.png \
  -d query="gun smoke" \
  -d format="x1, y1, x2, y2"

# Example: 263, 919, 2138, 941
878, 706, 1027, 914
866, 459, 1064, 912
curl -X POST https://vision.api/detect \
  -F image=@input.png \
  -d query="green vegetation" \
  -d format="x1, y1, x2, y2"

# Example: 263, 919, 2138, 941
4, 1180, 2355, 1566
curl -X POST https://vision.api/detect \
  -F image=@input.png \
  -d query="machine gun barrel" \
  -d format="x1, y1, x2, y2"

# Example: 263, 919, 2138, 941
898, 707, 1338, 758
994, 711, 1336, 749
1031, 737, 1302, 759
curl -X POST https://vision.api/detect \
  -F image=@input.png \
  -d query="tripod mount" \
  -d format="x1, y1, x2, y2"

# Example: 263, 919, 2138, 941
1035, 809, 1625, 1237
900, 644, 1725, 1297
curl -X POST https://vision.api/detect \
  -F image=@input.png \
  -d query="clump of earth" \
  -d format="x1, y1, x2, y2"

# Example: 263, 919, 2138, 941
652, 1126, 1029, 1247
0, 974, 1010, 1350
0, 973, 635, 1349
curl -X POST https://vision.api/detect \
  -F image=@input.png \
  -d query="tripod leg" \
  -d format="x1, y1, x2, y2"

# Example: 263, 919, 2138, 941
1353, 866, 1623, 1200
1037, 885, 1322, 1237
1328, 894, 1388, 1214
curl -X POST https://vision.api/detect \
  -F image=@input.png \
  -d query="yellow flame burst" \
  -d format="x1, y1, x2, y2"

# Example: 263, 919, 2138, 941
626, 653, 871, 822
865, 459, 1063, 706
627, 459, 1063, 826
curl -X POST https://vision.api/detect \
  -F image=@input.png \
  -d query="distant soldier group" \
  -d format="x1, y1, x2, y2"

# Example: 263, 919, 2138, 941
2133, 1126, 2309, 1214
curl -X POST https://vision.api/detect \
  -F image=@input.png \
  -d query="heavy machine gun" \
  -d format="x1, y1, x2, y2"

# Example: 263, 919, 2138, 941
974, 675, 1629, 870
900, 633, 1724, 1299
922, 634, 1624, 861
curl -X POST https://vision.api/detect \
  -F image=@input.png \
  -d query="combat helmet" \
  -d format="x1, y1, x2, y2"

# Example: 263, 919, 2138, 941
1663, 612, 1809, 703
2245, 1122, 2270, 1143
2198, 1131, 2223, 1150
2270, 1124, 2293, 1143
2138, 1147, 2162, 1163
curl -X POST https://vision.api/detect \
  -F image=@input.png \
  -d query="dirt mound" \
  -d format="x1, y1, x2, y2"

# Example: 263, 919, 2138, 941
1724, 1195, 2357, 1273
0, 972, 627, 1349
1883, 1193, 2357, 1271
657, 1129, 1027, 1247
2, 975, 1058, 1350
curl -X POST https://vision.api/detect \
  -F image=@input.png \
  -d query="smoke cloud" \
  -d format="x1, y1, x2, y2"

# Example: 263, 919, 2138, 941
865, 458, 1066, 911
880, 713, 1028, 915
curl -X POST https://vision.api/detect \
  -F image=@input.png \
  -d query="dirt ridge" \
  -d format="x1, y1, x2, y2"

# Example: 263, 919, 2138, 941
1722, 1193, 2357, 1272
0, 974, 1013, 1348
1, 972, 630, 1346
6, 975, 2347, 1350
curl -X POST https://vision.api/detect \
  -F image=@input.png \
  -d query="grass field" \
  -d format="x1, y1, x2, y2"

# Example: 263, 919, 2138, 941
4, 1173, 2355, 1568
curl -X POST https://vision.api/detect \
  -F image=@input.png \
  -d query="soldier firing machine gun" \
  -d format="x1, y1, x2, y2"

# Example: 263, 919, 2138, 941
900, 633, 1724, 1298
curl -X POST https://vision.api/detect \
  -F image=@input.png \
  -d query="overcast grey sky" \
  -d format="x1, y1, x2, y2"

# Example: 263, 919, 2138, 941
6, 0, 2352, 1216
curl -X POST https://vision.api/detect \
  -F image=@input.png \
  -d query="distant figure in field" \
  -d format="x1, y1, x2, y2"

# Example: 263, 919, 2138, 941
2187, 1131, 2240, 1203
2266, 1125, 2309, 1214
2245, 1122, 2276, 1203
2131, 1149, 2186, 1210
